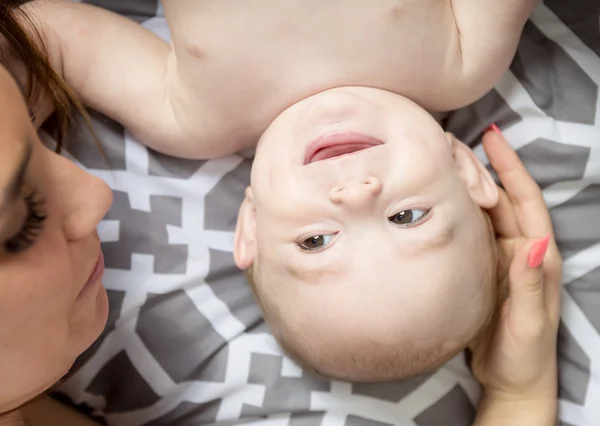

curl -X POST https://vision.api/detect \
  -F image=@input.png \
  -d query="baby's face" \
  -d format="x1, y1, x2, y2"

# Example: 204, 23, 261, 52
235, 87, 499, 380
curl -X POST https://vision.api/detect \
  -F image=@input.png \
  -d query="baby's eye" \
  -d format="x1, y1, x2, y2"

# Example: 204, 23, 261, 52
389, 209, 429, 226
298, 234, 335, 252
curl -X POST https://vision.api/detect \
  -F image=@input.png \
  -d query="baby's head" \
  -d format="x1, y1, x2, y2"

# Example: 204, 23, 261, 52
234, 87, 499, 382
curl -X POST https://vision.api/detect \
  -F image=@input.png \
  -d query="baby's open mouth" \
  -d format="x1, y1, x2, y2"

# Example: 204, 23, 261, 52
304, 132, 383, 164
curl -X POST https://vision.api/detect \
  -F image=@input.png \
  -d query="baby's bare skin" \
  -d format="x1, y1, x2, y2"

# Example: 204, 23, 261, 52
22, 0, 537, 158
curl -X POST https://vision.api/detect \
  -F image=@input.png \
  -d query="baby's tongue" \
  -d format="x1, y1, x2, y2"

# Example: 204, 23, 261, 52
311, 143, 374, 163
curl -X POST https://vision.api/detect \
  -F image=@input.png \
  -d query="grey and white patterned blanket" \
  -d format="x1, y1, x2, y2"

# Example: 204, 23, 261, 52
56, 1, 600, 425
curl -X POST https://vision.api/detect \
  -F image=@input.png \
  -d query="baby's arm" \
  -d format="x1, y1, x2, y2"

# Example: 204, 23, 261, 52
21, 0, 191, 156
449, 0, 539, 103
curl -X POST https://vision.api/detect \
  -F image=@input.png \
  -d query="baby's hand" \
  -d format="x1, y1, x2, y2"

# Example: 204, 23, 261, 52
469, 129, 562, 424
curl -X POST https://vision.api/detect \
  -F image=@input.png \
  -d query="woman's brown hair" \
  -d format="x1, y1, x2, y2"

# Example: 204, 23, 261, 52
0, 0, 92, 151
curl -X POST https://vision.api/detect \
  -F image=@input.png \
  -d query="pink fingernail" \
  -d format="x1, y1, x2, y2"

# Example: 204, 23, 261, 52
485, 123, 503, 136
527, 235, 551, 269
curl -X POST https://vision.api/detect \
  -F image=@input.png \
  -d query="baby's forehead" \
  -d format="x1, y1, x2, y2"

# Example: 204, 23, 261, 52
262, 257, 473, 343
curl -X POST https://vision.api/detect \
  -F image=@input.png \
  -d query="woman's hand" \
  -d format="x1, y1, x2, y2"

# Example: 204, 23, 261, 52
470, 128, 562, 425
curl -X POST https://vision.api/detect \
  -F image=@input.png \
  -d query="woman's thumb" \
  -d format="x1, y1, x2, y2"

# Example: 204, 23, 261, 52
508, 235, 551, 317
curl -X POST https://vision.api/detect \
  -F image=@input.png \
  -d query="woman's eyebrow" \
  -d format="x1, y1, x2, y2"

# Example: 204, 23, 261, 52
0, 143, 32, 216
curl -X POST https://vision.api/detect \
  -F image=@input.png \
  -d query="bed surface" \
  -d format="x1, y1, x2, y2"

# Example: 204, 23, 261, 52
58, 1, 600, 425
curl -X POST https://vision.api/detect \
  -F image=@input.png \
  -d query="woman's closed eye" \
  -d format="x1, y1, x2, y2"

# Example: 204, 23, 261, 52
4, 190, 47, 254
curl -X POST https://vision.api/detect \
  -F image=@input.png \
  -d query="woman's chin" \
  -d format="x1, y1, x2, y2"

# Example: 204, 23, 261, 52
88, 285, 110, 347
70, 285, 110, 360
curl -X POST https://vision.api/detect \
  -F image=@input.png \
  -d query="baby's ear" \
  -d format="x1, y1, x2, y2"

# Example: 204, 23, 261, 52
234, 187, 258, 270
447, 132, 499, 209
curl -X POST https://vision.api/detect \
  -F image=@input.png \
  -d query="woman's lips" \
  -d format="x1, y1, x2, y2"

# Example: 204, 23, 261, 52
304, 132, 383, 165
77, 251, 105, 300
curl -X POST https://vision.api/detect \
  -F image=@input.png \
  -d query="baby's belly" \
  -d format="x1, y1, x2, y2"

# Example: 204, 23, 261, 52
166, 0, 461, 148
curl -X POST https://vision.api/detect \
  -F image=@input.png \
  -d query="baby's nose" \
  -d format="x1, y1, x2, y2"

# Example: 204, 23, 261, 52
329, 176, 382, 207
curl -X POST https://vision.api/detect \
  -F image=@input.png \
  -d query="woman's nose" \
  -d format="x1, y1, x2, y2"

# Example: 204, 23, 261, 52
50, 154, 113, 241
329, 176, 382, 207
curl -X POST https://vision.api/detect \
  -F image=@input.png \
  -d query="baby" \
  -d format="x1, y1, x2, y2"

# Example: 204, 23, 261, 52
14, 0, 539, 381
237, 86, 501, 381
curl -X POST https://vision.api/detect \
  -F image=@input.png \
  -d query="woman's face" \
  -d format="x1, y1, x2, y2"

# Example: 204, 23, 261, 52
0, 66, 113, 413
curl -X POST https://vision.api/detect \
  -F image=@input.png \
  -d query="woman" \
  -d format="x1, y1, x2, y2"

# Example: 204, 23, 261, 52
0, 1, 560, 424
0, 1, 111, 424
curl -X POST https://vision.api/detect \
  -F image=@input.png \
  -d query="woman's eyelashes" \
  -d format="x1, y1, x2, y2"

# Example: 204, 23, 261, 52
4, 191, 47, 254
296, 209, 431, 252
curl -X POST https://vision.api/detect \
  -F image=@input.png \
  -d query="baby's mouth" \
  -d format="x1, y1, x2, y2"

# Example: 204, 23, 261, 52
304, 132, 383, 165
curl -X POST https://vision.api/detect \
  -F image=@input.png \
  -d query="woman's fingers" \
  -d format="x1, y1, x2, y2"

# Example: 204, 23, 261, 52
487, 187, 521, 238
508, 236, 551, 329
482, 130, 553, 238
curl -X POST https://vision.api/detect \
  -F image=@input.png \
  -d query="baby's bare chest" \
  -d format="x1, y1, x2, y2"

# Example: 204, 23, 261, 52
163, 0, 463, 145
